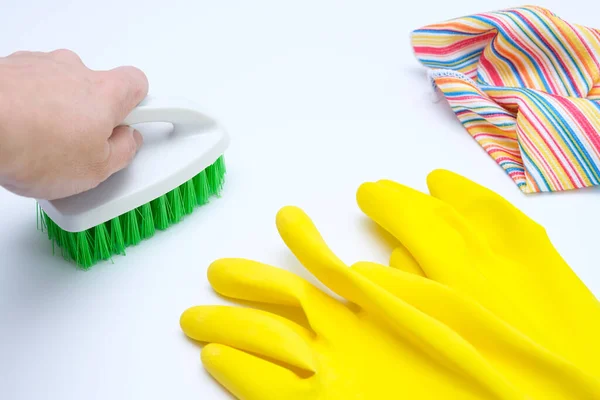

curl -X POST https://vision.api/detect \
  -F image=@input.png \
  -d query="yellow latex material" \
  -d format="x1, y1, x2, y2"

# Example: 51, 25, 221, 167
181, 201, 600, 398
356, 169, 600, 379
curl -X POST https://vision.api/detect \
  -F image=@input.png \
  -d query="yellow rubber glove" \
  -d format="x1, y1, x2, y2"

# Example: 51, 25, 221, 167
349, 261, 600, 398
356, 169, 600, 377
180, 206, 599, 399
180, 207, 524, 400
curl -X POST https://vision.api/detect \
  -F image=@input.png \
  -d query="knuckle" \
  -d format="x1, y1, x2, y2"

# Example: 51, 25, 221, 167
95, 78, 128, 118
92, 66, 149, 122
127, 66, 149, 96
50, 48, 82, 63
97, 71, 128, 100
9, 50, 30, 57
103, 66, 148, 102
50, 48, 72, 56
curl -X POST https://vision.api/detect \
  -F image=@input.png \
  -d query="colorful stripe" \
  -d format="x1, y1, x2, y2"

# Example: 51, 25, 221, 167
411, 5, 600, 193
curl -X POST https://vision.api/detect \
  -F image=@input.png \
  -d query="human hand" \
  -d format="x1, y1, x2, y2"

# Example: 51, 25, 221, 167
0, 49, 148, 200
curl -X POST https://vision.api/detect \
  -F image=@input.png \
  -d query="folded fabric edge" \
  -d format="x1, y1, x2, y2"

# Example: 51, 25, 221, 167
425, 69, 535, 194
426, 70, 600, 194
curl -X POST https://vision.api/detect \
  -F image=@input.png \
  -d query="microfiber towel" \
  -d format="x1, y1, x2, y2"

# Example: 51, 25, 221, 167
411, 5, 600, 193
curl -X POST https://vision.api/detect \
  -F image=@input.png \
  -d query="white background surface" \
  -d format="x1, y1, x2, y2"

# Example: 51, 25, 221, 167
1, 1, 599, 399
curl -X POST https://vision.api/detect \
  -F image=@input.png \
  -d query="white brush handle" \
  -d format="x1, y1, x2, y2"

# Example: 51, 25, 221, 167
38, 95, 229, 233
121, 95, 217, 133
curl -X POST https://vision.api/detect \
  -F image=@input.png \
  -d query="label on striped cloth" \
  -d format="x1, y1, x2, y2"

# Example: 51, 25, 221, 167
411, 5, 600, 193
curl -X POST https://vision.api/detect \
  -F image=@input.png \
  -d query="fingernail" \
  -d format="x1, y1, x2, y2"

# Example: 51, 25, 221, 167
132, 129, 143, 150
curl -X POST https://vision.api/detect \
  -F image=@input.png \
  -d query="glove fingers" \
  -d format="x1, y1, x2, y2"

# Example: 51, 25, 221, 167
356, 180, 476, 284
201, 343, 309, 400
351, 261, 531, 346
425, 169, 545, 255
274, 206, 525, 399
390, 246, 427, 277
207, 257, 357, 340
359, 179, 538, 325
208, 258, 305, 308
351, 262, 600, 398
425, 169, 600, 366
275, 204, 456, 314
180, 305, 316, 372
275, 205, 379, 307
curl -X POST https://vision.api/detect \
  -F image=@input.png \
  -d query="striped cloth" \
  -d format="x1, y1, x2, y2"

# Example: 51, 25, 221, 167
411, 5, 600, 193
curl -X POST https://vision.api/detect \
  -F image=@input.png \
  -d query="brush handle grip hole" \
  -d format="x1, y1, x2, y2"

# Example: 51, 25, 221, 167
121, 95, 218, 135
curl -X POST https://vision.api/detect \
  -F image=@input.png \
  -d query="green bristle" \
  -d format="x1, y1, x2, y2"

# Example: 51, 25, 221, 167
45, 222, 52, 242
206, 156, 225, 195
122, 210, 141, 246
110, 217, 125, 255
36, 203, 42, 231
42, 212, 56, 251
94, 224, 111, 261
182, 179, 197, 215
76, 231, 93, 269
37, 155, 227, 268
167, 187, 184, 224
193, 170, 210, 205
215, 156, 227, 192
57, 228, 69, 259
42, 210, 51, 235
140, 203, 156, 239
65, 231, 78, 261
151, 196, 169, 230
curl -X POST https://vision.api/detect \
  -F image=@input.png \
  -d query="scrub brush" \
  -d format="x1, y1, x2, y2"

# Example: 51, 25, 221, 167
36, 96, 230, 269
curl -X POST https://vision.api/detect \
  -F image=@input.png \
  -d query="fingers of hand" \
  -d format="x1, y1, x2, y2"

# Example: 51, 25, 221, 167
47, 52, 149, 129
95, 65, 149, 125
180, 305, 316, 372
95, 126, 142, 182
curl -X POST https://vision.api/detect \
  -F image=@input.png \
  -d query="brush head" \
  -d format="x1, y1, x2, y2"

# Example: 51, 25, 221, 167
36, 96, 230, 268
38, 156, 226, 268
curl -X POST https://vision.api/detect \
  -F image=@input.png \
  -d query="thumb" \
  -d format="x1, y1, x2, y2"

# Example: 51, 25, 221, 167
103, 126, 143, 177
